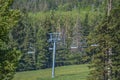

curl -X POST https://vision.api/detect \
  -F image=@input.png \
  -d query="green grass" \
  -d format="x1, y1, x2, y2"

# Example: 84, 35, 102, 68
13, 64, 89, 80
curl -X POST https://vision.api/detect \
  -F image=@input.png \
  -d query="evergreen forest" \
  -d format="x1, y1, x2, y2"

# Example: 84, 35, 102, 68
0, 0, 120, 80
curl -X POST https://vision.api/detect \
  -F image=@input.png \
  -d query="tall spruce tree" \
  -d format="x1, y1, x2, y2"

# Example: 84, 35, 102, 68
87, 0, 120, 80
110, 5, 120, 80
0, 0, 21, 80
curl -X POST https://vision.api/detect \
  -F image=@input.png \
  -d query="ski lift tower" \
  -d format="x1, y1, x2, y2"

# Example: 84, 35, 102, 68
48, 32, 61, 78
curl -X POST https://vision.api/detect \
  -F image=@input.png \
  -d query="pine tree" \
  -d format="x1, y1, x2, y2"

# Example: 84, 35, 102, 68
87, 0, 120, 80
0, 0, 21, 80
109, 6, 120, 80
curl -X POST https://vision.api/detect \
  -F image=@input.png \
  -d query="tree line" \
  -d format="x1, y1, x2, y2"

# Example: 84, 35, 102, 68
0, 0, 120, 80
10, 0, 105, 71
